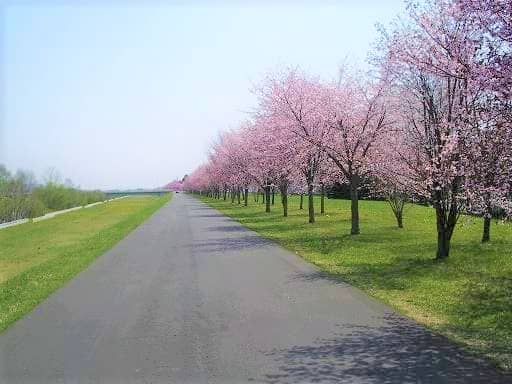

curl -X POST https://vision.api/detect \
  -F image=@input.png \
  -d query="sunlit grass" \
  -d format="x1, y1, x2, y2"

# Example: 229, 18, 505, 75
199, 193, 512, 370
0, 195, 170, 332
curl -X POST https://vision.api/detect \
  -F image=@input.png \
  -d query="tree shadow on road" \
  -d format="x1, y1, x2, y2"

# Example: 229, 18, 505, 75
190, 235, 271, 253
262, 313, 512, 384
207, 225, 249, 233
190, 213, 228, 219
287, 270, 352, 288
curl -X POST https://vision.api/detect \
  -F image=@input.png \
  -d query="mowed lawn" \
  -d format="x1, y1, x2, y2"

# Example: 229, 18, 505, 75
199, 194, 512, 370
0, 195, 170, 332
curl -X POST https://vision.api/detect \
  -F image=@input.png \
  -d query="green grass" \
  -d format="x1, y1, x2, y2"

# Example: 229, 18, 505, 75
199, 193, 512, 370
0, 194, 170, 332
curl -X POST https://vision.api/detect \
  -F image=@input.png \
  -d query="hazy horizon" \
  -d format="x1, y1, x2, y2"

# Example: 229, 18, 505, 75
1, 0, 407, 190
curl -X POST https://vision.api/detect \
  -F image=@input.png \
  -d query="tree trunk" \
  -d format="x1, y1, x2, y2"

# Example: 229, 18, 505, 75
320, 183, 325, 214
265, 185, 271, 213
434, 182, 460, 260
299, 194, 303, 210
435, 206, 452, 259
223, 186, 227, 200
397, 213, 403, 229
279, 184, 288, 217
436, 227, 450, 260
244, 188, 249, 207
482, 216, 491, 243
350, 175, 360, 235
237, 188, 241, 204
308, 183, 315, 224
388, 193, 405, 229
271, 187, 275, 205
261, 190, 265, 204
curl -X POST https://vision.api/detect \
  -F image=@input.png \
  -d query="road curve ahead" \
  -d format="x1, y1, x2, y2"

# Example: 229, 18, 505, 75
0, 193, 509, 383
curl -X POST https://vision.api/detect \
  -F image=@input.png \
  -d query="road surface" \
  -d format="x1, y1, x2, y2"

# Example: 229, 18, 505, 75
0, 194, 509, 383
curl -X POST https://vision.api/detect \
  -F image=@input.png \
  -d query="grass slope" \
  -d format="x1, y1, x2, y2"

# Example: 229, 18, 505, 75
0, 195, 170, 332
199, 193, 512, 370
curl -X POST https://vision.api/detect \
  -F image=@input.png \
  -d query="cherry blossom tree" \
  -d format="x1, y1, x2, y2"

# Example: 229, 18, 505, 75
184, 0, 512, 257
455, 0, 512, 241
257, 69, 329, 223
164, 180, 183, 192
457, 0, 512, 99
463, 113, 512, 242
321, 76, 392, 234
378, 0, 497, 258
183, 164, 213, 195
245, 118, 299, 217
209, 129, 254, 205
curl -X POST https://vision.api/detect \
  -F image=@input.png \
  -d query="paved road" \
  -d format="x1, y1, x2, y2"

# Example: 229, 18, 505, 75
0, 194, 510, 383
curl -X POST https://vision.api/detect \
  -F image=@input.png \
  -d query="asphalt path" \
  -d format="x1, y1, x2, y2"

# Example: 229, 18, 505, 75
0, 193, 510, 383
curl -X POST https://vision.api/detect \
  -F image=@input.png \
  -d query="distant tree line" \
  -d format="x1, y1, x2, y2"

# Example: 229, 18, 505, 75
0, 165, 106, 224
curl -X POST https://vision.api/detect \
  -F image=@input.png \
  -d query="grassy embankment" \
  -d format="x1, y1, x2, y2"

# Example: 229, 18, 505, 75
199, 193, 512, 370
0, 194, 170, 332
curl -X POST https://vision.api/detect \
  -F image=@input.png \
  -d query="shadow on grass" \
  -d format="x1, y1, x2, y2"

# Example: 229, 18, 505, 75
263, 314, 512, 384
440, 275, 512, 366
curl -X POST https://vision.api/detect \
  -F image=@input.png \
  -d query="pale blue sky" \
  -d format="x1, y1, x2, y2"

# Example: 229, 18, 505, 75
1, 0, 407, 190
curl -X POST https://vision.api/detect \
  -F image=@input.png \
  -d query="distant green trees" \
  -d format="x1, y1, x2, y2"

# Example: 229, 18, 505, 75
0, 165, 106, 223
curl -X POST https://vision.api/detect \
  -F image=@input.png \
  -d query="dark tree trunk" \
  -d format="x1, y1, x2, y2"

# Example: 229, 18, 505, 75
299, 194, 303, 210
436, 222, 450, 259
223, 186, 227, 200
350, 175, 360, 235
279, 184, 288, 217
261, 190, 265, 204
435, 204, 457, 260
397, 213, 403, 229
237, 188, 241, 204
231, 188, 235, 203
265, 185, 271, 213
244, 188, 249, 206
434, 179, 460, 260
271, 187, 275, 205
320, 183, 325, 214
482, 216, 491, 243
308, 183, 315, 224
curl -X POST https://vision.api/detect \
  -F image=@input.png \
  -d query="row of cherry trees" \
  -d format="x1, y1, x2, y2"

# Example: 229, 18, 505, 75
184, 0, 512, 260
